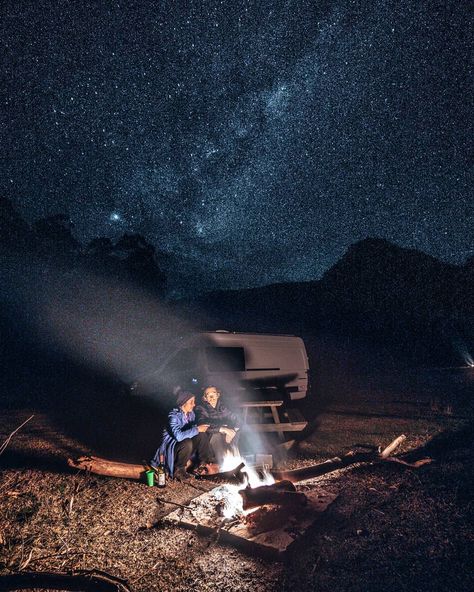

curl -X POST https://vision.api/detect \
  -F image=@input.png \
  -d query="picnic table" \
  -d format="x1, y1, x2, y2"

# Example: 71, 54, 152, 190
238, 400, 308, 441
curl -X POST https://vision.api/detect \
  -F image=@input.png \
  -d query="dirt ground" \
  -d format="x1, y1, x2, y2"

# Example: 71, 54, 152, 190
1, 364, 473, 592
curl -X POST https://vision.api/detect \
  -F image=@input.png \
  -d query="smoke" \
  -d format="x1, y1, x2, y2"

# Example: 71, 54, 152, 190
1, 254, 203, 402
1, 254, 287, 455
39, 273, 188, 383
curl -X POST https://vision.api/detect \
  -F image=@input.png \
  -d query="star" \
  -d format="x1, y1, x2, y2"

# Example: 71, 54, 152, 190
109, 213, 122, 223
1, 0, 471, 295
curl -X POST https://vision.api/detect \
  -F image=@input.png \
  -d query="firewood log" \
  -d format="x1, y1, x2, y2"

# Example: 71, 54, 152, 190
272, 434, 411, 482
239, 480, 307, 510
67, 456, 146, 480
195, 462, 246, 483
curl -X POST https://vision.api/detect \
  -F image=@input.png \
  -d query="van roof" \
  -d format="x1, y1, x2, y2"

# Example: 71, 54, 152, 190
201, 330, 299, 338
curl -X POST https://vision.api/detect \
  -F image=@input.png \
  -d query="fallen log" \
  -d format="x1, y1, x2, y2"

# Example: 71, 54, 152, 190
239, 480, 307, 510
271, 434, 430, 483
271, 455, 352, 482
67, 456, 146, 480
0, 569, 130, 591
67, 435, 431, 484
67, 456, 246, 483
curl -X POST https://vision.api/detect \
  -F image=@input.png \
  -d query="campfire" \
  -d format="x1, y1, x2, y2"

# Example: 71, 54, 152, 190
164, 451, 336, 558
211, 452, 277, 520
68, 435, 424, 559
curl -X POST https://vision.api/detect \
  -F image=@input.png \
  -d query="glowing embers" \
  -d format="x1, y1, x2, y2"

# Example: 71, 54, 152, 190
165, 484, 337, 558
213, 485, 244, 520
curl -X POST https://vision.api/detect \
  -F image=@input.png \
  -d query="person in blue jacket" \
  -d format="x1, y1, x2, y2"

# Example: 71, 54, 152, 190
151, 390, 211, 481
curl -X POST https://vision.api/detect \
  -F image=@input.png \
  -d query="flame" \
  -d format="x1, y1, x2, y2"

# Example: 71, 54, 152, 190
216, 451, 275, 519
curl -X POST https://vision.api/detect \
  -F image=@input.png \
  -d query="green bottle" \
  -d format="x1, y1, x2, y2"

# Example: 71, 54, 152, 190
156, 454, 166, 488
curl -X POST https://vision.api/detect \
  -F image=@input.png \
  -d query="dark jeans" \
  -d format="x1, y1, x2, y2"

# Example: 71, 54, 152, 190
174, 433, 213, 474
208, 431, 240, 465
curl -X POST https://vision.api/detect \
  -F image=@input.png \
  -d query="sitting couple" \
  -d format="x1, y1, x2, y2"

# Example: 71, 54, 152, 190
151, 385, 240, 481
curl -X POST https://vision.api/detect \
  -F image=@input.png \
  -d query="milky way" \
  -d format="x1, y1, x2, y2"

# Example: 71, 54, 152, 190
2, 1, 472, 293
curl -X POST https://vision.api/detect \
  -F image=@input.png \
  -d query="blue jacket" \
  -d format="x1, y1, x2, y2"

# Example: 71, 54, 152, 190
151, 408, 198, 476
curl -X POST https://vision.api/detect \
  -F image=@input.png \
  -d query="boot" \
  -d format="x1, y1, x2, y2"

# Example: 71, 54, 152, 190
174, 468, 192, 481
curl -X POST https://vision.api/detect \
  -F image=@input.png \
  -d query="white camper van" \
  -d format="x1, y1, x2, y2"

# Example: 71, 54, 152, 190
130, 331, 309, 403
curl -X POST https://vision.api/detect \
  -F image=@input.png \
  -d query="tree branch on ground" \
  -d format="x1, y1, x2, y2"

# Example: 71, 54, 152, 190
0, 415, 34, 456
0, 569, 131, 591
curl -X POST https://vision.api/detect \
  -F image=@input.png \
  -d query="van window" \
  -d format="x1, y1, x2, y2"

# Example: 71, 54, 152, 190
205, 347, 245, 372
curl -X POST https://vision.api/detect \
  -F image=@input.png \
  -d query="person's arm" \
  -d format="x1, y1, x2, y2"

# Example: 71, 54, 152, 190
168, 410, 199, 441
220, 405, 241, 429
195, 405, 220, 433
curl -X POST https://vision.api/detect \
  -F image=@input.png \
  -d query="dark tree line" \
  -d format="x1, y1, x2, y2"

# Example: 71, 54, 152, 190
0, 197, 166, 295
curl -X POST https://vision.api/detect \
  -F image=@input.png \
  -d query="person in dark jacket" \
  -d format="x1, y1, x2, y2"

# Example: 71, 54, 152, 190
151, 390, 211, 481
195, 385, 240, 465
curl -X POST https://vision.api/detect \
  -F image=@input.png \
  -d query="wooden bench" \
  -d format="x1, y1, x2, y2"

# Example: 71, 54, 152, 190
238, 400, 308, 441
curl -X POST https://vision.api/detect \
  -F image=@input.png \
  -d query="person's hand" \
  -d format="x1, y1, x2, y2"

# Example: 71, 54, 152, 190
220, 426, 236, 443
198, 424, 209, 432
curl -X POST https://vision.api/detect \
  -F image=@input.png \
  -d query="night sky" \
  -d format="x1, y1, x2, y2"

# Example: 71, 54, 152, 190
2, 1, 473, 293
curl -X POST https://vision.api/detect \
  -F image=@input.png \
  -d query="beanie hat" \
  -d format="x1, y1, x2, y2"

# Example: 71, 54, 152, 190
176, 390, 194, 408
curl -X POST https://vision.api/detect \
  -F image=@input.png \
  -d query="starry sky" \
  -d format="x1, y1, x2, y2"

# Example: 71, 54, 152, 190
2, 0, 473, 293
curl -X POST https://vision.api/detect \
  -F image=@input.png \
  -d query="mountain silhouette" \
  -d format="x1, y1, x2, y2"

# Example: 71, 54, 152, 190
188, 238, 473, 365
2, 197, 472, 366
